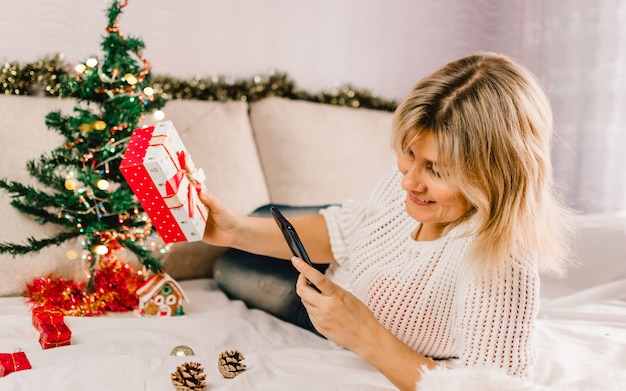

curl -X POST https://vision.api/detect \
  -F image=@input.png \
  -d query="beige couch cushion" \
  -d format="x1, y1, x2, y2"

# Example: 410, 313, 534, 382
162, 99, 269, 215
250, 97, 396, 206
0, 95, 83, 296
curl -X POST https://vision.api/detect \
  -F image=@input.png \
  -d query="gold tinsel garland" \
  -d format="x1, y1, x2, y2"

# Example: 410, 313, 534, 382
1, 56, 397, 112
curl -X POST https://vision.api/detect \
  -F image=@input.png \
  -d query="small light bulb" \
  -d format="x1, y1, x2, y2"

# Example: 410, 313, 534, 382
65, 179, 77, 191
96, 179, 110, 190
93, 245, 109, 255
93, 120, 107, 131
143, 87, 154, 96
124, 73, 138, 85
85, 58, 98, 67
153, 110, 165, 121
75, 64, 87, 73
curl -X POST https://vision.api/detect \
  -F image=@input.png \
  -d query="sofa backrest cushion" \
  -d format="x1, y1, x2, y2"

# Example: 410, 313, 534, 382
0, 95, 84, 296
249, 97, 396, 206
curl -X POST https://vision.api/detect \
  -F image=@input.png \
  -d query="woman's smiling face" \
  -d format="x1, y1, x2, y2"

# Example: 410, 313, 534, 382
397, 132, 471, 239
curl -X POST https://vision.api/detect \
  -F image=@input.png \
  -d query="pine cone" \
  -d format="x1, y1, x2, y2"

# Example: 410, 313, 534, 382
170, 361, 207, 391
217, 349, 247, 379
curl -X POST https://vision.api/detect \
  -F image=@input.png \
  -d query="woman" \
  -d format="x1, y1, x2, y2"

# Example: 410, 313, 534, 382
200, 52, 574, 390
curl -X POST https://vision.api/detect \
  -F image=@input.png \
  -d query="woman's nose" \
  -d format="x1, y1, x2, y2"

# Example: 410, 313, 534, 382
401, 165, 427, 192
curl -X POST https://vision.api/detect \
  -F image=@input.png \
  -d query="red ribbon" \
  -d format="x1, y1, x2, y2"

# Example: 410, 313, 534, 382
164, 151, 202, 218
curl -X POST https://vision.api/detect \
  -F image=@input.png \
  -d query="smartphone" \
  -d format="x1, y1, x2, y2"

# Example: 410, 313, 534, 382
269, 206, 321, 292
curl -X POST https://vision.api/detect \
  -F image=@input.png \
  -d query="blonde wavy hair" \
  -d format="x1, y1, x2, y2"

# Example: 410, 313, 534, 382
392, 52, 575, 275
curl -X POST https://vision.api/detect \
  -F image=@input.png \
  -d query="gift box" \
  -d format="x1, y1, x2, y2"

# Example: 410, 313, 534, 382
31, 306, 64, 331
39, 322, 72, 349
0, 351, 31, 377
120, 121, 208, 243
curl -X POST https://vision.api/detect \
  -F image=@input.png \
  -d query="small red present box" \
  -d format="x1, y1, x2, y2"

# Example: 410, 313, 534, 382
32, 306, 64, 331
120, 121, 207, 243
0, 351, 31, 377
39, 322, 72, 349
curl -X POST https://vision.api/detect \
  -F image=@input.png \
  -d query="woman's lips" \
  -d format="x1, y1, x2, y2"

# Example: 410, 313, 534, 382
408, 192, 433, 206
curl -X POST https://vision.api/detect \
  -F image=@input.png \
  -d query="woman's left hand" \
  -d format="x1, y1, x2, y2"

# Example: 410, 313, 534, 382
291, 256, 378, 351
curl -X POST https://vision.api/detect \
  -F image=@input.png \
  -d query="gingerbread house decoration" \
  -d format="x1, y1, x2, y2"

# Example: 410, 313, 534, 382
136, 273, 189, 317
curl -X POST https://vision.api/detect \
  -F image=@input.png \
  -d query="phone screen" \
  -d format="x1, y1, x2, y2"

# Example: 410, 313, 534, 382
270, 206, 320, 292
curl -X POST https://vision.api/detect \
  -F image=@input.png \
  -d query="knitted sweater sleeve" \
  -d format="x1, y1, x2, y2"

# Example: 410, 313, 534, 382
321, 168, 402, 267
456, 258, 540, 380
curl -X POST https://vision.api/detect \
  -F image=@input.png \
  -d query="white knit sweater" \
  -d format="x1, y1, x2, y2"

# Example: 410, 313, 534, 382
320, 169, 539, 379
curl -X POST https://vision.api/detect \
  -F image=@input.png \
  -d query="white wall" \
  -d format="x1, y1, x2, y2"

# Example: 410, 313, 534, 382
2, 0, 625, 213
1, 0, 525, 102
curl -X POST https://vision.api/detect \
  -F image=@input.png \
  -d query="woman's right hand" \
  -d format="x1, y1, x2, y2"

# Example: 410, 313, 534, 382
199, 191, 334, 262
199, 190, 243, 248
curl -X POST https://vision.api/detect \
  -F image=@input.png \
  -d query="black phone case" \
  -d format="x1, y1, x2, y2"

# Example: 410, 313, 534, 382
270, 206, 320, 292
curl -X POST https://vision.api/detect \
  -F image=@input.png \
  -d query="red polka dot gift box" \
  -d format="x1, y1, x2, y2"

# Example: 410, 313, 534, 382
120, 121, 208, 243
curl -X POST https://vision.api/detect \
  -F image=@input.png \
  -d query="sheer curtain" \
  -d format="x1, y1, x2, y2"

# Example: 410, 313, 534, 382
519, 0, 626, 214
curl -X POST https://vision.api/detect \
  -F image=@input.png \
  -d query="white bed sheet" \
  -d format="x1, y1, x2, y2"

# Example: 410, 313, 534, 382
1, 278, 625, 391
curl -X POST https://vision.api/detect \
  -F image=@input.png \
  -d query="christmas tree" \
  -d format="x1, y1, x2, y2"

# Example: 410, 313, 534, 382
0, 1, 167, 294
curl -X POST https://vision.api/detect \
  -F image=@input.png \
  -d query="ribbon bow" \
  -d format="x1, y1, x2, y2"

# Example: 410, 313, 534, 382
164, 151, 205, 218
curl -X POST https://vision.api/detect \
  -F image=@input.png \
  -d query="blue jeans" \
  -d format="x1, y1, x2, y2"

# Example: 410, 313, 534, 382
213, 204, 330, 337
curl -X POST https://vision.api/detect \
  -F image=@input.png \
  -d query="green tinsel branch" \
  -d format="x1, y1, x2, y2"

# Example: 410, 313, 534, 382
26, 159, 67, 192
1, 56, 68, 96
1, 56, 397, 112
0, 230, 80, 256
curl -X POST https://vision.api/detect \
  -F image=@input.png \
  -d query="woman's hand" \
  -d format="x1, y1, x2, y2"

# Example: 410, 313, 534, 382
291, 256, 437, 391
291, 256, 379, 351
199, 190, 243, 248
199, 193, 333, 261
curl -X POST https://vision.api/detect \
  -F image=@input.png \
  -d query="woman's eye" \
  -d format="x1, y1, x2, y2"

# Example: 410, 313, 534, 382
404, 146, 415, 158
427, 163, 441, 178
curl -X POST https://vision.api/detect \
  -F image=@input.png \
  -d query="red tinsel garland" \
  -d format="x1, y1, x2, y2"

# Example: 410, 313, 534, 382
25, 259, 145, 316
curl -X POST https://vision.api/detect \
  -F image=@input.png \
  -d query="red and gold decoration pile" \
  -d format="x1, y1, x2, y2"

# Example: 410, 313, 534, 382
25, 255, 146, 316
